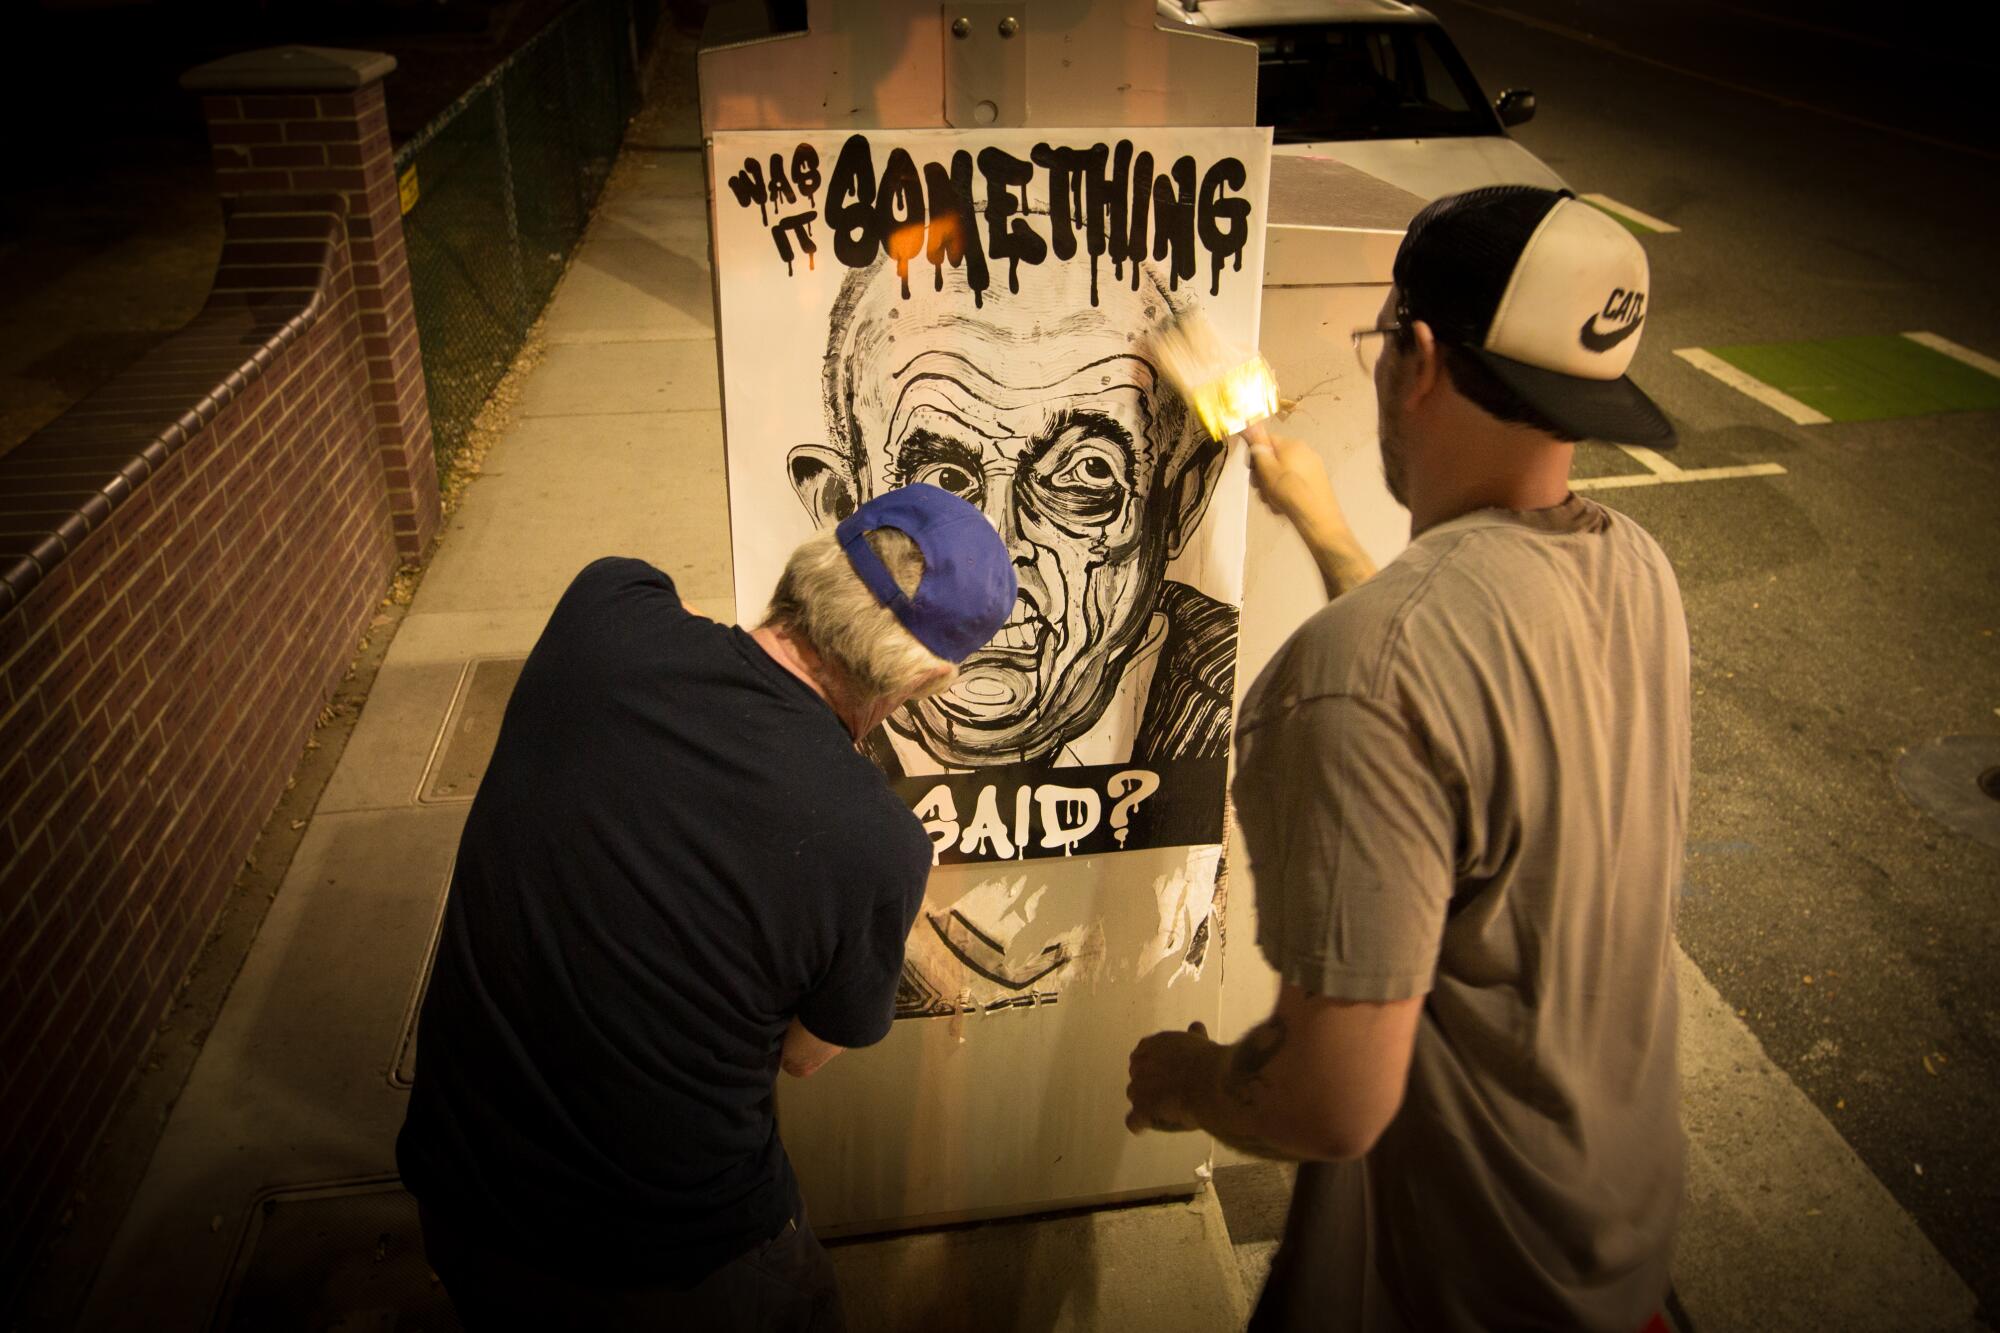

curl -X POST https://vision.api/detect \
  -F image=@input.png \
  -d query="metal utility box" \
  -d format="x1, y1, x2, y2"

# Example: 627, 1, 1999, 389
699, 1, 1423, 1233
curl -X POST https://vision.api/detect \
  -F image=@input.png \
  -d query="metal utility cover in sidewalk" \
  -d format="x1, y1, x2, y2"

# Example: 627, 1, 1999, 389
1705, 334, 2000, 422
419, 657, 527, 803
390, 857, 455, 1089
214, 1179, 459, 1331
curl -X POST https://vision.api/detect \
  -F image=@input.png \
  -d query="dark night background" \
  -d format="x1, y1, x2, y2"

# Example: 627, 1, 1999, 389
1, 0, 1995, 1324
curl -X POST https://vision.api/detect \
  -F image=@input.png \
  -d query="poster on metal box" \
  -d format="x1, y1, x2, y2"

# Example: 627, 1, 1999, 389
715, 127, 1271, 884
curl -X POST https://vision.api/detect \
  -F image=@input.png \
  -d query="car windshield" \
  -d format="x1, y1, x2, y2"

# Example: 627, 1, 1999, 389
1248, 23, 1500, 142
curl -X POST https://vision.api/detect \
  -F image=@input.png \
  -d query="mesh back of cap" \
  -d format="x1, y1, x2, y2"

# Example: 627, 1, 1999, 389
1393, 186, 1567, 346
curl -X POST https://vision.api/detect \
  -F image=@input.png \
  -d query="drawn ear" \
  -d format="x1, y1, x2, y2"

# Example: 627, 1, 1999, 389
788, 443, 862, 528
1163, 436, 1227, 561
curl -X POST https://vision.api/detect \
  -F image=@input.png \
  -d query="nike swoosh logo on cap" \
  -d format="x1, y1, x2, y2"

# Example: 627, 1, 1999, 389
1579, 313, 1644, 353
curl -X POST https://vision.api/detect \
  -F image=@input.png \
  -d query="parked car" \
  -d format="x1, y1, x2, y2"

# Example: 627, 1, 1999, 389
1159, 0, 1567, 198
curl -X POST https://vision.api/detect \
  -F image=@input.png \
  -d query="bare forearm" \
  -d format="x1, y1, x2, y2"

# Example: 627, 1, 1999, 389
1243, 424, 1377, 601
1191, 1086, 1299, 1162
1127, 990, 1417, 1162
1180, 1019, 1316, 1162
1300, 521, 1378, 601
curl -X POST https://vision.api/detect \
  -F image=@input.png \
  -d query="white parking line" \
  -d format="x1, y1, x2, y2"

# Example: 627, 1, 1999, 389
1902, 331, 2000, 379
1674, 347, 1831, 425
1580, 193, 1681, 234
1572, 442, 1786, 491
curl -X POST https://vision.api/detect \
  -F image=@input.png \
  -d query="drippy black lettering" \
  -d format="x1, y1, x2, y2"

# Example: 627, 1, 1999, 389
1197, 157, 1250, 296
978, 147, 1047, 294
757, 135, 1255, 302
767, 152, 797, 208
771, 212, 818, 275
922, 151, 990, 306
1150, 155, 1199, 291
726, 157, 768, 226
827, 134, 880, 268
877, 147, 926, 299
1084, 140, 1135, 301
792, 144, 822, 206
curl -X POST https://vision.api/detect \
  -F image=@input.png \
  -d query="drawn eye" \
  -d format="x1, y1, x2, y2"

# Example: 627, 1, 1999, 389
1066, 457, 1117, 486
1034, 441, 1128, 527
913, 461, 982, 503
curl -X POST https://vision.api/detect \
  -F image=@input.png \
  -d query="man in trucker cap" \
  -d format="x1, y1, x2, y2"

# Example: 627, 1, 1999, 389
399, 484, 1014, 1331
1125, 186, 1691, 1333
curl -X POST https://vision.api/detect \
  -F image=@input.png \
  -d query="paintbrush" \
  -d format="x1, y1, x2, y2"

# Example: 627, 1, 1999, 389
1149, 307, 1282, 442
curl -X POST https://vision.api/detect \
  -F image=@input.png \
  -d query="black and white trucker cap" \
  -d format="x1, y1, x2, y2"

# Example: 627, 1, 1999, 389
1393, 186, 1675, 446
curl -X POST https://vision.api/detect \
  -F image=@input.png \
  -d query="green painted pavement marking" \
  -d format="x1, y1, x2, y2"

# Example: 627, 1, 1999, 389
1706, 335, 2000, 422
1579, 193, 1679, 235
1581, 198, 1654, 235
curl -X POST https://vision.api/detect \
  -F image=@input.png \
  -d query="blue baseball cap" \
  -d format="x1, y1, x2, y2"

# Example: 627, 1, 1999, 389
835, 484, 1017, 663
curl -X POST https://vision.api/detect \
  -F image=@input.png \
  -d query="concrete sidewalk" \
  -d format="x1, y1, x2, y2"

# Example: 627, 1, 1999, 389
53, 25, 1986, 1333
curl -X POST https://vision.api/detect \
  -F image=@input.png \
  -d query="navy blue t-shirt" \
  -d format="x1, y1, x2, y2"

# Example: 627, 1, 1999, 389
397, 557, 931, 1286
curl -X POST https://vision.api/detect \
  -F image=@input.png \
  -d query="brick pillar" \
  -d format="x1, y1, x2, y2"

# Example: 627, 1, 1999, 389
182, 46, 442, 559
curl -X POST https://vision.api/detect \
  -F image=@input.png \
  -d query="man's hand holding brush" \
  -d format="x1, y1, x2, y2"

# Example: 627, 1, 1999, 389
1240, 420, 1377, 601
1148, 308, 1376, 602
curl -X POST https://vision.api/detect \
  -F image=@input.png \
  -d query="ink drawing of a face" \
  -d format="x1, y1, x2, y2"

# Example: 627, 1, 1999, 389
789, 256, 1231, 769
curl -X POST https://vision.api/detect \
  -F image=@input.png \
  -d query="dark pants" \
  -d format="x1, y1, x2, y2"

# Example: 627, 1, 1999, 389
419, 1204, 844, 1333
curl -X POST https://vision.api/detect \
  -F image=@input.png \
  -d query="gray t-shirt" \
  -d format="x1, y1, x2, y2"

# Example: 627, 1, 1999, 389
1235, 495, 1690, 1333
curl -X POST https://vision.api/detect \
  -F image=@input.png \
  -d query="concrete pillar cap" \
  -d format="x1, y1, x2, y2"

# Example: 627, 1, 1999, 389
181, 45, 397, 93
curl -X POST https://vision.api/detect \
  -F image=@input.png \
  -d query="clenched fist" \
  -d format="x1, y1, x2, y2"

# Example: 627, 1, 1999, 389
1242, 422, 1339, 533
1125, 1021, 1220, 1135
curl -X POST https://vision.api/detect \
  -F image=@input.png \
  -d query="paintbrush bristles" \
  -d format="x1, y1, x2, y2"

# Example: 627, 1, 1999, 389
1149, 308, 1237, 407
1150, 309, 1280, 442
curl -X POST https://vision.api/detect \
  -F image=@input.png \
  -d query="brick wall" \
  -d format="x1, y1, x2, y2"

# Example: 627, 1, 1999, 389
200, 82, 440, 559
0, 194, 399, 1292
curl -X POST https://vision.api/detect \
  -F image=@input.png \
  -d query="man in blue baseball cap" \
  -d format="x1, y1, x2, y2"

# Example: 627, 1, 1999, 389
398, 484, 1014, 1332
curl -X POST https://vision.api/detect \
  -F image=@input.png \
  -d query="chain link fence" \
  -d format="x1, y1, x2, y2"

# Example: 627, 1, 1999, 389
396, 0, 654, 468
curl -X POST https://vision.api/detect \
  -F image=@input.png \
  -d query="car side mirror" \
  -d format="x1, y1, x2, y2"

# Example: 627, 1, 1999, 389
1495, 88, 1537, 127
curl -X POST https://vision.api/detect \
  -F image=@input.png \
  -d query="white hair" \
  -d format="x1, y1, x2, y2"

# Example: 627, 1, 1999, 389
762, 526, 957, 702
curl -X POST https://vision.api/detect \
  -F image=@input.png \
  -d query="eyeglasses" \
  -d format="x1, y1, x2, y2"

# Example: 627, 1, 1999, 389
1351, 320, 1404, 375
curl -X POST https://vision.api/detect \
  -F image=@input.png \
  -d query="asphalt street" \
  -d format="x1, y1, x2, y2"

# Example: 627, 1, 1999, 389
1422, 0, 2000, 1315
